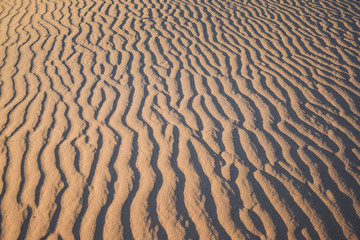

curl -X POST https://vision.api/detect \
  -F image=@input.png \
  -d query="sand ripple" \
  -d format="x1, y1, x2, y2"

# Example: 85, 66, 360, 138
1, 0, 360, 239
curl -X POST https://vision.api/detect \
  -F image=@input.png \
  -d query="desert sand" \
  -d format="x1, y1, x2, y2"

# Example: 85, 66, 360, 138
0, 0, 360, 239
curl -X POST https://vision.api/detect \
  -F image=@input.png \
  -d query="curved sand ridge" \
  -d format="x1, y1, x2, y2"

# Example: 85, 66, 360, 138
1, 0, 360, 239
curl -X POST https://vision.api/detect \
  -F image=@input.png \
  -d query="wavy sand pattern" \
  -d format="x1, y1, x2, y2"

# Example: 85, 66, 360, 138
1, 0, 360, 239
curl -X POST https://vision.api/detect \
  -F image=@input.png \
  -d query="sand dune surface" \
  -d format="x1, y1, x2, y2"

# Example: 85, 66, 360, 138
1, 0, 360, 239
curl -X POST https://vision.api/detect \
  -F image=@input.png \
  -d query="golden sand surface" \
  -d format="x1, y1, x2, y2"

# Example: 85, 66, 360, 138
0, 0, 360, 239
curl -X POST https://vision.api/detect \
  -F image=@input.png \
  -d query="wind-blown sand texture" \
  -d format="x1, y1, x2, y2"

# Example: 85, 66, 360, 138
1, 0, 360, 238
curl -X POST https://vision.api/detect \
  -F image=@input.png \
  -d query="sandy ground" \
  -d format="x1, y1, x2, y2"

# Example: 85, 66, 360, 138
0, 0, 360, 239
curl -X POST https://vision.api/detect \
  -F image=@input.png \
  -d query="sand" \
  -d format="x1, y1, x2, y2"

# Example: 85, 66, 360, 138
0, 0, 360, 239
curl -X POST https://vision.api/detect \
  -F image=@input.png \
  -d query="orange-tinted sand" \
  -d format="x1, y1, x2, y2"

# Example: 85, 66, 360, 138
0, 0, 360, 239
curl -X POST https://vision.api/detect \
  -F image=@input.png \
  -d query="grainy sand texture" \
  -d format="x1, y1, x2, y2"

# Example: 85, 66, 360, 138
1, 0, 360, 239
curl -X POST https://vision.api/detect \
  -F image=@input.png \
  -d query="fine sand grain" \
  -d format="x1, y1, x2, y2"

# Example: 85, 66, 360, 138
1, 0, 360, 239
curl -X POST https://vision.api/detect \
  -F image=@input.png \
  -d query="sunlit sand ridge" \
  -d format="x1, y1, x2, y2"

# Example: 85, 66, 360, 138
0, 0, 360, 239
